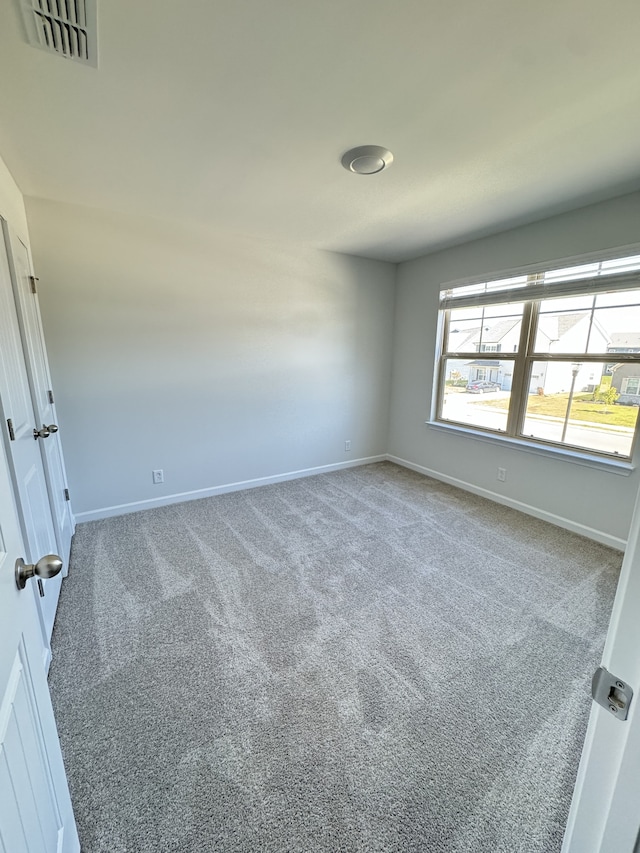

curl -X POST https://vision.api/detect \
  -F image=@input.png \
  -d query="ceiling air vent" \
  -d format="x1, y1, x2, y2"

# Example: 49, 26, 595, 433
20, 0, 97, 67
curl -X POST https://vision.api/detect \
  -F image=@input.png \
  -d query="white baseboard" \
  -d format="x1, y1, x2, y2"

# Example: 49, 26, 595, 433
74, 455, 387, 523
73, 452, 626, 550
386, 455, 626, 551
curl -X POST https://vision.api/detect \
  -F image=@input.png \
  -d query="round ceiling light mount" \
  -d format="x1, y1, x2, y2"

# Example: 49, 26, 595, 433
341, 145, 394, 175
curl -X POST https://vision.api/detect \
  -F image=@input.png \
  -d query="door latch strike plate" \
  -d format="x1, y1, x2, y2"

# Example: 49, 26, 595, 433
7, 418, 15, 441
592, 666, 633, 721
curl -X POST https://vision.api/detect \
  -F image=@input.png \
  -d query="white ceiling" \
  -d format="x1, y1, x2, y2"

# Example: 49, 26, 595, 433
1, 0, 640, 263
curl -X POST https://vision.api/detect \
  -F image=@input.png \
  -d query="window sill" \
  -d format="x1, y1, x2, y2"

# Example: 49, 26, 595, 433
425, 420, 635, 476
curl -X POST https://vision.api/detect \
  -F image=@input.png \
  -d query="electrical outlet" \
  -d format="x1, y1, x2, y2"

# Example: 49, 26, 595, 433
497, 467, 507, 482
345, 440, 351, 452
152, 469, 164, 485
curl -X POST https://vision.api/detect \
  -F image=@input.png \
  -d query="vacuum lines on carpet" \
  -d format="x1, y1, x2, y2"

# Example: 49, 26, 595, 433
48, 462, 621, 852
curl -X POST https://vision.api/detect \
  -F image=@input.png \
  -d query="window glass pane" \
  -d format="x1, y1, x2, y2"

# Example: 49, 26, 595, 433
440, 357, 512, 432
591, 305, 640, 353
595, 288, 640, 308
535, 296, 595, 354
446, 304, 523, 353
482, 302, 524, 318
535, 310, 591, 354
445, 308, 482, 352
521, 361, 638, 457
539, 295, 594, 313
535, 296, 640, 355
477, 314, 522, 353
449, 306, 483, 322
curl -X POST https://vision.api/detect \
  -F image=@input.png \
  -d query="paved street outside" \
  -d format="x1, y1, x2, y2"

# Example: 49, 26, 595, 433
441, 390, 635, 456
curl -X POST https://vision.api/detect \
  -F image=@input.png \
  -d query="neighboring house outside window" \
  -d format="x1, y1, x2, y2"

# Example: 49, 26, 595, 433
612, 367, 640, 405
436, 254, 640, 460
607, 332, 640, 353
606, 333, 640, 405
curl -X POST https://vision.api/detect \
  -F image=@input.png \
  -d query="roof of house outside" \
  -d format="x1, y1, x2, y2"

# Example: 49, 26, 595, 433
608, 332, 640, 350
537, 312, 589, 342
479, 318, 520, 344
449, 318, 519, 351
449, 311, 613, 354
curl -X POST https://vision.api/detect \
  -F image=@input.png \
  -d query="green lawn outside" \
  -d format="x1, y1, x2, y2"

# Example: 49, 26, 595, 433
477, 392, 639, 428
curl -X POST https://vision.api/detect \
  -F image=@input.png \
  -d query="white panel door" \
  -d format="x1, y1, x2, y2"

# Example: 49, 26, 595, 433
0, 433, 79, 853
3, 221, 73, 567
562, 481, 640, 852
0, 228, 60, 646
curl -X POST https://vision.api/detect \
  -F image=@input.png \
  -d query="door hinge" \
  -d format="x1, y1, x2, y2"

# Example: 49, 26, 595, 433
64, 488, 70, 501
29, 275, 39, 294
592, 666, 633, 721
6, 418, 15, 441
48, 389, 55, 404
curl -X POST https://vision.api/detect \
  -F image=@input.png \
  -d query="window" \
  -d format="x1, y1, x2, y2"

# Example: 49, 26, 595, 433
436, 255, 640, 459
622, 377, 640, 396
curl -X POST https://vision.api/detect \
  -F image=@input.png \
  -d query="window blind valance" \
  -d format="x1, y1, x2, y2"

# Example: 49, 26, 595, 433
440, 257, 640, 310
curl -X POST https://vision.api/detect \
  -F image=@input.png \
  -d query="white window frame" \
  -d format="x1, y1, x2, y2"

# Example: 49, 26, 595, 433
621, 377, 640, 396
433, 251, 640, 463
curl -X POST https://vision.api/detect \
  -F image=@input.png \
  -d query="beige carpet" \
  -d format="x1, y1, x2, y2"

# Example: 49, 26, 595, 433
48, 462, 621, 852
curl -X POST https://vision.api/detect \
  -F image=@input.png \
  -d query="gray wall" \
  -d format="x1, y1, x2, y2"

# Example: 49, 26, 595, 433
0, 150, 29, 245
389, 191, 640, 544
24, 189, 640, 541
26, 198, 396, 517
